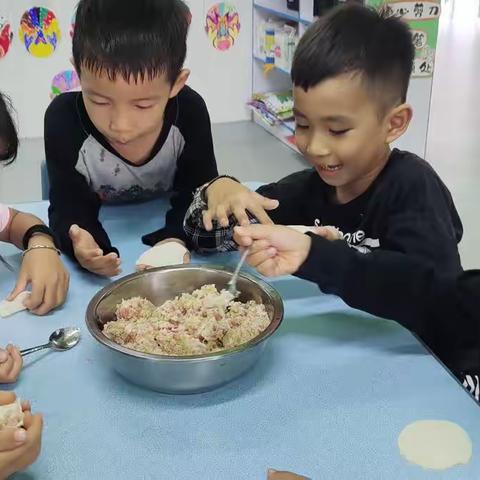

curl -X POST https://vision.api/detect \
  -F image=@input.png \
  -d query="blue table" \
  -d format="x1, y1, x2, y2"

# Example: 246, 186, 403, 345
1, 198, 479, 480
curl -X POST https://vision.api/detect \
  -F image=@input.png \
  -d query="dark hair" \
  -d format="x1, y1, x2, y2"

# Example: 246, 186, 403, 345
0, 92, 18, 165
292, 4, 414, 108
73, 0, 190, 84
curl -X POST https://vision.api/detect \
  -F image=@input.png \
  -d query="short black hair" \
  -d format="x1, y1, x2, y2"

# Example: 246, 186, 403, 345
292, 4, 414, 108
0, 92, 18, 165
73, 0, 190, 84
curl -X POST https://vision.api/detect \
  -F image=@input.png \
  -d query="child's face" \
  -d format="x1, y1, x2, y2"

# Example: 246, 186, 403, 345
80, 67, 188, 163
294, 73, 408, 194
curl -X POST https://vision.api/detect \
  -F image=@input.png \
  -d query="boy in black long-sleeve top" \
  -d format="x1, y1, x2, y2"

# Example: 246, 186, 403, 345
46, 0, 218, 276
233, 223, 480, 401
183, 5, 472, 392
184, 6, 463, 310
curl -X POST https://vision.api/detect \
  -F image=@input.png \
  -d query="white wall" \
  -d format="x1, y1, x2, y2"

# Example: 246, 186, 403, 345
0, 0, 253, 139
395, 77, 433, 158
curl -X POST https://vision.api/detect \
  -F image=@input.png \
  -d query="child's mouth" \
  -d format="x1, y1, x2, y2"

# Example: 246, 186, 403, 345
318, 164, 343, 172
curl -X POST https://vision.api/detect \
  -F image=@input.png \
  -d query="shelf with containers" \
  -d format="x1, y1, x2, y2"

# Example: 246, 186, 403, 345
251, 0, 336, 153
250, 0, 438, 158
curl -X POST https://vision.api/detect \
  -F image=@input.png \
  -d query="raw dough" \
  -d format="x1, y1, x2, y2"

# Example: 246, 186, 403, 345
0, 291, 31, 318
136, 242, 189, 269
0, 400, 24, 429
398, 420, 472, 470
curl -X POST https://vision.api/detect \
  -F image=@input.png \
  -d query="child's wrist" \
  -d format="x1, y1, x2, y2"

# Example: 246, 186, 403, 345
28, 234, 56, 249
22, 225, 55, 250
204, 175, 240, 199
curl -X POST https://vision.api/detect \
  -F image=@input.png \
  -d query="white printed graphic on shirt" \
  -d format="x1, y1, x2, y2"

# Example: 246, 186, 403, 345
314, 218, 380, 254
75, 126, 185, 203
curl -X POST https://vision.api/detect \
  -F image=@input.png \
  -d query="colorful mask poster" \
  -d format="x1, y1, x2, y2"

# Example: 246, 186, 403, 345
366, 0, 441, 77
18, 7, 61, 58
50, 70, 81, 99
70, 10, 76, 38
0, 16, 13, 59
205, 3, 240, 51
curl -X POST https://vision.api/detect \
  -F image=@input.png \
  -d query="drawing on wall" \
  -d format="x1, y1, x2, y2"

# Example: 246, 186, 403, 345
70, 10, 76, 38
205, 2, 240, 51
0, 16, 13, 59
50, 70, 80, 99
18, 7, 61, 58
366, 0, 441, 77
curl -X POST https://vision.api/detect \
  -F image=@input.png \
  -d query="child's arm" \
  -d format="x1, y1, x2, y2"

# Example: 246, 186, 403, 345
0, 346, 22, 384
184, 170, 315, 253
45, 98, 120, 276
234, 225, 476, 339
141, 89, 218, 249
0, 207, 69, 315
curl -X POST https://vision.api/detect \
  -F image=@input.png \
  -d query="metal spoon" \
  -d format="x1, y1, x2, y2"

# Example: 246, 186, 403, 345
226, 248, 250, 298
20, 327, 81, 356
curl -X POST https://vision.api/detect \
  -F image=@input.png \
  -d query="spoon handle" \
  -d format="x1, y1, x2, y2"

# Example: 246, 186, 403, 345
20, 343, 51, 356
229, 248, 250, 286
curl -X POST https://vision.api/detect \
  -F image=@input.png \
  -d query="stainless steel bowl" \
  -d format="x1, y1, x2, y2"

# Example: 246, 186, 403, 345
85, 265, 284, 394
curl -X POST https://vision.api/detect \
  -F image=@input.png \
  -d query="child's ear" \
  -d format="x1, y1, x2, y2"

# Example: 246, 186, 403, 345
169, 69, 190, 99
385, 103, 413, 144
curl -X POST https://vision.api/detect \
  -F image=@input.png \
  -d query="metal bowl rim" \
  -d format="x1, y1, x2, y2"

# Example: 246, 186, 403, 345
85, 264, 284, 362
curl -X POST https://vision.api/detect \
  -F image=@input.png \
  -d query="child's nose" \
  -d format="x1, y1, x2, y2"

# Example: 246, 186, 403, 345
109, 113, 132, 135
306, 134, 330, 157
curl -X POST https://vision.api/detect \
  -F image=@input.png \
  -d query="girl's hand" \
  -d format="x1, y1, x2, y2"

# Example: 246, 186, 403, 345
0, 346, 23, 384
0, 392, 32, 452
9, 236, 69, 315
0, 391, 43, 480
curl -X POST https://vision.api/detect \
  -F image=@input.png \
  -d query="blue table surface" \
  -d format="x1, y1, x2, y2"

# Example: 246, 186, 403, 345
1, 197, 479, 480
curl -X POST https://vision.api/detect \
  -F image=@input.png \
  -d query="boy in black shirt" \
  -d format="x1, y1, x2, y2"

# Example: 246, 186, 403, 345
46, 0, 218, 276
233, 223, 480, 401
184, 6, 462, 285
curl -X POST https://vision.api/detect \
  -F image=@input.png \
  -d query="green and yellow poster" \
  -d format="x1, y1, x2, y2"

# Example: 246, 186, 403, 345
366, 1, 441, 77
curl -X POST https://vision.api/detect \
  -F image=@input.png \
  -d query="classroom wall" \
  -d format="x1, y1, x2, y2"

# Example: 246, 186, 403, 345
0, 0, 253, 139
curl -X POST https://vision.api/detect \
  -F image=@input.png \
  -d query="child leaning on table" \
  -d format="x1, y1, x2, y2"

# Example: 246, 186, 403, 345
233, 223, 480, 401
184, 6, 464, 338
0, 92, 70, 384
45, 0, 218, 277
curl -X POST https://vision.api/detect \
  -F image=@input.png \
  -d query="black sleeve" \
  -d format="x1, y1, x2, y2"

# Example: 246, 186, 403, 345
297, 235, 450, 328
298, 236, 479, 373
296, 166, 463, 325
142, 88, 218, 248
256, 169, 315, 225
45, 94, 117, 261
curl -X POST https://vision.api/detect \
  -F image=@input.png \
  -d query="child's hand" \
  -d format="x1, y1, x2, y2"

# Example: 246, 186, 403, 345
0, 392, 31, 448
0, 392, 43, 479
268, 469, 309, 479
234, 224, 312, 277
0, 346, 23, 384
314, 226, 343, 241
69, 225, 121, 277
203, 178, 279, 231
8, 237, 70, 316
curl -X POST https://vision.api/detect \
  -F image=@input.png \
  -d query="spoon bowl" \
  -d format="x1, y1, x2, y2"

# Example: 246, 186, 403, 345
49, 327, 81, 351
20, 327, 81, 356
